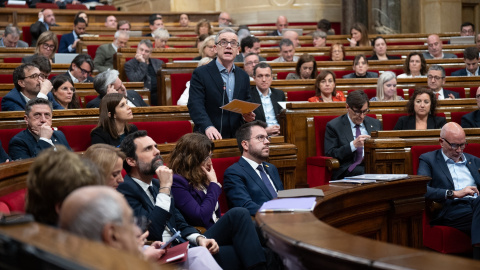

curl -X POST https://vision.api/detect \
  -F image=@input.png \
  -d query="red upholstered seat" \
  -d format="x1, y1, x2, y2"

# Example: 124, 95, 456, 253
314, 55, 331, 61
132, 121, 192, 144
66, 4, 88, 9
381, 113, 408, 130
22, 26, 32, 46
390, 69, 404, 76
0, 74, 13, 83
87, 45, 100, 60
265, 56, 277, 61
408, 88, 465, 98
170, 73, 192, 105
450, 111, 469, 125
95, 5, 116, 10
348, 89, 376, 99
84, 95, 97, 105
332, 70, 353, 78
0, 201, 10, 214
3, 58, 23, 63
211, 156, 240, 213
276, 71, 291, 80
36, 2, 59, 8
0, 128, 24, 155
0, 189, 27, 213
57, 125, 96, 152
5, 4, 28, 8
287, 90, 315, 101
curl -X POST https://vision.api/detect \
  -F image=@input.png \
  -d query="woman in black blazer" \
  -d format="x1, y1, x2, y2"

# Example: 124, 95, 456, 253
394, 88, 446, 130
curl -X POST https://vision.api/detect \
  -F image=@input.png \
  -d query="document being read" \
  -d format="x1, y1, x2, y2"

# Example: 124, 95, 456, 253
220, 99, 260, 115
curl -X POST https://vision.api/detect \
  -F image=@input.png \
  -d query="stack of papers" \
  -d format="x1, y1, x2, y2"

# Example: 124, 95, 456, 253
277, 188, 324, 198
258, 197, 317, 213
330, 174, 409, 184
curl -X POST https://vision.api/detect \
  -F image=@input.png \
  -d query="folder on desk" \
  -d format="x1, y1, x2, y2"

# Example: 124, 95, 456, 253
220, 99, 260, 114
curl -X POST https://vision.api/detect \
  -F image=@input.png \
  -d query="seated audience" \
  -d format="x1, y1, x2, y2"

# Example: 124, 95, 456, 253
177, 57, 213, 106
460, 22, 475, 36
94, 31, 129, 72
283, 30, 300, 48
0, 142, 9, 163
272, 38, 298, 62
31, 55, 52, 78
423, 34, 457, 59
234, 35, 266, 62
418, 122, 480, 260
195, 33, 209, 50
330, 43, 345, 61
286, 54, 317, 80
145, 14, 164, 37
312, 31, 327, 48
243, 53, 260, 80
268, 16, 288, 36
58, 17, 87, 53
324, 90, 382, 180
117, 130, 270, 269
428, 64, 459, 99
476, 33, 480, 53
343, 54, 378, 78
250, 62, 285, 136
54, 54, 94, 83
317, 19, 335, 35
370, 71, 404, 101
461, 86, 480, 128
30, 9, 58, 46
117, 20, 131, 31
451, 47, 479, 76
218, 12, 232, 27
105, 15, 117, 29
90, 93, 138, 147
26, 146, 102, 226
397, 52, 427, 78
74, 11, 88, 26
124, 39, 164, 106
0, 24, 28, 47
368, 36, 400, 60
84, 143, 125, 188
22, 31, 58, 64
195, 19, 213, 36
9, 98, 71, 160
52, 75, 80, 109
193, 35, 216, 61
153, 29, 170, 48
179, 13, 190, 27
308, 70, 345, 102
87, 69, 147, 108
349, 22, 370, 47
236, 25, 251, 44
394, 88, 446, 130
2, 63, 62, 111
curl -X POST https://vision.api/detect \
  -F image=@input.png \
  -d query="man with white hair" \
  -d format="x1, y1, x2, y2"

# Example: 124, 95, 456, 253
0, 24, 28, 47
86, 69, 148, 108
94, 30, 129, 72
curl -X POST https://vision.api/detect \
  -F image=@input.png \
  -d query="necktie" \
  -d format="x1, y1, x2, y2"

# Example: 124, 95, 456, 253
435, 92, 440, 99
148, 185, 157, 202
257, 164, 277, 198
348, 124, 363, 172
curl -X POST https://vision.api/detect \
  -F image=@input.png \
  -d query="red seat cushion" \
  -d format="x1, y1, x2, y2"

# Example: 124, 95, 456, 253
95, 5, 116, 10
381, 113, 408, 131
88, 45, 101, 60
66, 4, 88, 9
348, 89, 376, 99
133, 121, 192, 144
84, 95, 98, 105
22, 26, 32, 47
0, 189, 27, 213
314, 55, 331, 61
450, 111, 469, 125
287, 90, 315, 101
0, 128, 24, 155
35, 2, 59, 9
57, 125, 96, 152
333, 70, 353, 78
170, 73, 192, 105
3, 58, 23, 63
276, 71, 292, 80
0, 201, 10, 214
211, 156, 240, 213
0, 74, 14, 83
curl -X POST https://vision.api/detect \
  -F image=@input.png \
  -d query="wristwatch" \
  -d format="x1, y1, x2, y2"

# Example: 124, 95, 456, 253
446, 189, 454, 199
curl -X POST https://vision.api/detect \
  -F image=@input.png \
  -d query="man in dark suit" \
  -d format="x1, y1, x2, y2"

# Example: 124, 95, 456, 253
0, 140, 10, 163
418, 122, 480, 259
52, 54, 94, 83
58, 17, 87, 54
144, 14, 164, 37
267, 15, 288, 36
250, 62, 285, 136
234, 36, 266, 63
0, 25, 28, 48
451, 47, 479, 76
188, 28, 255, 140
1, 63, 63, 111
86, 69, 148, 108
324, 90, 383, 180
30, 9, 58, 47
461, 86, 480, 128
124, 40, 164, 106
428, 65, 460, 99
93, 31, 129, 72
117, 130, 269, 270
224, 121, 284, 216
9, 98, 71, 160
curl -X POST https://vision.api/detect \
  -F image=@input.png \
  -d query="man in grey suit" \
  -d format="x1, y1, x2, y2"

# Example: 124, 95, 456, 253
0, 25, 28, 48
94, 30, 129, 72
324, 90, 382, 180
249, 62, 285, 136
124, 40, 163, 106
423, 34, 458, 59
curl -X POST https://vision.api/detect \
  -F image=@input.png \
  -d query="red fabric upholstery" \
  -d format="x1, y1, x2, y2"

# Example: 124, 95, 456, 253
211, 156, 240, 213
444, 68, 458, 76
411, 145, 441, 175
170, 73, 192, 105
132, 121, 192, 144
471, 87, 478, 98
0, 201, 10, 214
451, 111, 469, 125
87, 45, 100, 60
314, 55, 331, 61
57, 125, 96, 152
0, 128, 24, 155
172, 57, 194, 61
0, 189, 27, 213
423, 211, 472, 254
381, 113, 408, 131
84, 95, 97, 105
5, 4, 28, 8
390, 69, 404, 76
265, 56, 277, 61
388, 41, 424, 46
347, 89, 376, 99
276, 71, 292, 80
22, 26, 32, 47
36, 2, 59, 8
408, 88, 465, 98
344, 55, 355, 61
332, 70, 353, 78
0, 74, 13, 83
95, 5, 117, 10
286, 90, 315, 101
66, 4, 88, 9
3, 58, 23, 63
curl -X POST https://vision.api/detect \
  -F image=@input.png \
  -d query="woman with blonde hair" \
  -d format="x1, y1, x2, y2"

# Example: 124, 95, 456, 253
84, 143, 126, 189
193, 35, 216, 61
22, 31, 58, 63
370, 71, 404, 101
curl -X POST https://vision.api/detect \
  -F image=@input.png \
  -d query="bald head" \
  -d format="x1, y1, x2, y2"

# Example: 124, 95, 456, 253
427, 34, 443, 58
283, 30, 299, 47
440, 122, 464, 138
276, 16, 288, 34
440, 122, 466, 162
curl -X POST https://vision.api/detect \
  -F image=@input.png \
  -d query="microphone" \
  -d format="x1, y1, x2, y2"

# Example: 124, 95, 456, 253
220, 81, 226, 136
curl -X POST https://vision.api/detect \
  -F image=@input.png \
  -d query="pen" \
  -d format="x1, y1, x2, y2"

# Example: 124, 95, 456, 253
261, 209, 295, 213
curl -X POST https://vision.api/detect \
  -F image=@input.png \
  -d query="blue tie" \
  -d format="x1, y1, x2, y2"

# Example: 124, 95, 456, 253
348, 124, 363, 172
148, 185, 157, 200
257, 164, 277, 198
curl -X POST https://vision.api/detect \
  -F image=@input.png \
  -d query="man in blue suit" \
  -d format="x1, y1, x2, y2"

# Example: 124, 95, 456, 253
418, 122, 480, 259
462, 87, 480, 128
188, 28, 255, 140
224, 121, 284, 216
451, 47, 479, 77
9, 98, 71, 160
428, 65, 460, 100
58, 17, 87, 53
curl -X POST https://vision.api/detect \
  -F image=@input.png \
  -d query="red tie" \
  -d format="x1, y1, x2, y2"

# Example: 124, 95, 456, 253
435, 92, 440, 99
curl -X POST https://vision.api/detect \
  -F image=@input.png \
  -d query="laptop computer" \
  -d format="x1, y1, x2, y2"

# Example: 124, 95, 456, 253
450, 36, 475, 45
54, 53, 78, 64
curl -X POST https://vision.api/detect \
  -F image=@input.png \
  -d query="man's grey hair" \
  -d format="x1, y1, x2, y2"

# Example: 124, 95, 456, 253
61, 194, 123, 242
215, 27, 237, 43
428, 64, 446, 78
114, 30, 129, 39
243, 52, 259, 64
153, 28, 169, 40
26, 98, 53, 116
138, 39, 153, 49
312, 30, 327, 39
93, 69, 119, 96
279, 38, 294, 49
4, 24, 21, 38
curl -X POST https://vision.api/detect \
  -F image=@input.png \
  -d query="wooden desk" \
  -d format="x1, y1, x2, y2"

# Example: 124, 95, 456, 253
256, 176, 480, 269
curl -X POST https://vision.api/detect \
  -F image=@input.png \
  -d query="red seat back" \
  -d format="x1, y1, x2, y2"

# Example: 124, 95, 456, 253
211, 156, 240, 213
170, 73, 192, 105
87, 45, 101, 60
66, 4, 88, 9
133, 121, 192, 144
446, 87, 466, 98
313, 115, 340, 156
471, 87, 478, 98
0, 189, 27, 213
3, 58, 23, 63
0, 74, 13, 83
22, 26, 32, 47
57, 125, 96, 152
84, 95, 98, 105
348, 89, 376, 99
95, 5, 117, 10
314, 55, 331, 61
276, 71, 292, 80
0, 128, 24, 155
381, 113, 408, 130
287, 90, 315, 101
450, 111, 469, 125
5, 4, 28, 8
411, 145, 441, 174
333, 70, 353, 78
35, 2, 59, 9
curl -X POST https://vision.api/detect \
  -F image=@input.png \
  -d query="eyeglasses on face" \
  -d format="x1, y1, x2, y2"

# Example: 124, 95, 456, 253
78, 66, 92, 76
216, 40, 239, 48
349, 107, 370, 116
427, 75, 444, 81
441, 137, 467, 150
246, 134, 271, 143
41, 43, 55, 50
23, 73, 46, 80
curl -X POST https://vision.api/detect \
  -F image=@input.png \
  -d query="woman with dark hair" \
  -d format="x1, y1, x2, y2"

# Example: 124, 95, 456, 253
286, 54, 317, 80
195, 19, 213, 36
368, 36, 400, 60
22, 31, 58, 64
394, 88, 446, 130
349, 22, 370, 47
74, 11, 88, 26
343, 54, 379, 78
330, 43, 345, 61
52, 74, 80, 109
398, 52, 427, 78
308, 70, 345, 102
84, 144, 126, 189
90, 93, 138, 146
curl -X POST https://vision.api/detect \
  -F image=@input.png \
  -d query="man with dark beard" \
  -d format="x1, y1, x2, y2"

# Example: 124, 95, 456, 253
223, 120, 284, 216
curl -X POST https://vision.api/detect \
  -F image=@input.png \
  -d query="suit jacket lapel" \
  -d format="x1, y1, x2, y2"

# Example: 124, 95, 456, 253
206, 60, 225, 98
264, 163, 283, 190
250, 88, 265, 121
126, 175, 156, 211
341, 115, 354, 142
239, 158, 274, 199
436, 150, 454, 186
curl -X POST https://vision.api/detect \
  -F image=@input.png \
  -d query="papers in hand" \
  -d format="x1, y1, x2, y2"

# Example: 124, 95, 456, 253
277, 188, 324, 198
258, 197, 317, 213
220, 99, 260, 115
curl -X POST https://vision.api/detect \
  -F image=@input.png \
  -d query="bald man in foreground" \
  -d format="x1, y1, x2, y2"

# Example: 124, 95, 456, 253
418, 122, 480, 259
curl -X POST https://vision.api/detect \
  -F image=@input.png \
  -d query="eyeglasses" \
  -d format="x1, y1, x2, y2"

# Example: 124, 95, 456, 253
461, 30, 474, 35
476, 94, 480, 99
41, 43, 55, 50
246, 135, 271, 143
78, 66, 92, 76
23, 73, 46, 80
204, 153, 213, 162
245, 61, 259, 67
441, 137, 467, 150
216, 40, 239, 48
349, 108, 370, 116
427, 75, 444, 81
